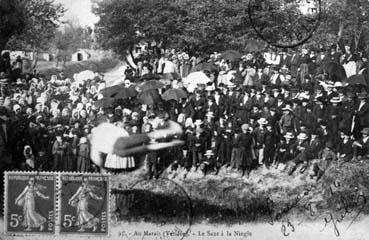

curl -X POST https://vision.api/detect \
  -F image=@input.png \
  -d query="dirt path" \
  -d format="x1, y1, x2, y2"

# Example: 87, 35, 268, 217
103, 62, 127, 86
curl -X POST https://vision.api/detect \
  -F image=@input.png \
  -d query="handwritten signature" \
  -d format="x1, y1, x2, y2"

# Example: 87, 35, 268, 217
266, 185, 315, 236
320, 180, 367, 237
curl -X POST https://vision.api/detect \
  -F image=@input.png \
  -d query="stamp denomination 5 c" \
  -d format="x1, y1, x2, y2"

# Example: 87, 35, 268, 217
4, 171, 56, 235
59, 173, 110, 235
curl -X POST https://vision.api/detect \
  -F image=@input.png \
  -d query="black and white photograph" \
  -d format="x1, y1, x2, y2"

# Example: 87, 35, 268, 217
1, 0, 369, 239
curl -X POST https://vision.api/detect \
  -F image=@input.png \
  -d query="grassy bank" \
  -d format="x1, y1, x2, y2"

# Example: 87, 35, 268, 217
111, 160, 369, 225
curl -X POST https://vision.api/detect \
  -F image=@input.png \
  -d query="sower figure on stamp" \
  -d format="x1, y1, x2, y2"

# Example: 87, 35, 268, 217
15, 176, 49, 231
68, 177, 103, 232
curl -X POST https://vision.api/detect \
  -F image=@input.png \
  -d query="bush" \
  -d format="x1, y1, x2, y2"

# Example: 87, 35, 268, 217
39, 58, 120, 79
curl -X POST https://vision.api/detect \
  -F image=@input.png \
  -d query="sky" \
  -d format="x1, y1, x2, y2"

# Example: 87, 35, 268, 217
55, 0, 100, 27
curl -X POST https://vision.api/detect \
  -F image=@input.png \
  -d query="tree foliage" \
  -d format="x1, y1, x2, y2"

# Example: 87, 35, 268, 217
0, 0, 27, 51
93, 0, 369, 57
93, 0, 251, 56
53, 22, 94, 55
0, 0, 65, 52
323, 0, 369, 51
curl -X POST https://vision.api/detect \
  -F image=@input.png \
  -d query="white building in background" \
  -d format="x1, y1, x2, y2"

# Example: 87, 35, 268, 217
297, 0, 318, 15
1, 50, 35, 61
71, 49, 91, 62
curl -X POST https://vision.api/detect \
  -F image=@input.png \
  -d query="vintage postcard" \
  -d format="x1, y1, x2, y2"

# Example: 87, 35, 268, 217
1, 0, 369, 239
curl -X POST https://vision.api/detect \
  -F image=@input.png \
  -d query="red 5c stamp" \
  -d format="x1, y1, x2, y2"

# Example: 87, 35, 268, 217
59, 173, 110, 235
4, 171, 56, 235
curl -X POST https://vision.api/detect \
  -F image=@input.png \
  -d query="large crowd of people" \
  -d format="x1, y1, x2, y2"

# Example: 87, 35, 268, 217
0, 42, 369, 181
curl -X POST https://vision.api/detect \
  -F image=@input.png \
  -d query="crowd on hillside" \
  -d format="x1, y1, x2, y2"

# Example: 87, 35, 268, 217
0, 42, 369, 180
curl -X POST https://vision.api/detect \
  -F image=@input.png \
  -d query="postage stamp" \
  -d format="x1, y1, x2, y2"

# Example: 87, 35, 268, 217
4, 171, 56, 235
58, 173, 110, 235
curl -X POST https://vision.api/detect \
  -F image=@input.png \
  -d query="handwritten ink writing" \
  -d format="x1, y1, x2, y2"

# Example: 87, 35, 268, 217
281, 219, 295, 237
321, 178, 368, 237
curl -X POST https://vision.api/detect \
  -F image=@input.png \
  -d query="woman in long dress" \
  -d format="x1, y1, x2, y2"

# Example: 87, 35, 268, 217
15, 177, 49, 231
68, 177, 102, 232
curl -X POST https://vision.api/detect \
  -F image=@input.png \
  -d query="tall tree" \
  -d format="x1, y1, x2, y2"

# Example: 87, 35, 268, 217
93, 0, 251, 57
1, 0, 64, 69
0, 0, 27, 53
323, 0, 369, 51
93, 0, 185, 59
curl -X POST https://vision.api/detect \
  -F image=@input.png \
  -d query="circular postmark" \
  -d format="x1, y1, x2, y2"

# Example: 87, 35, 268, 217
112, 177, 193, 240
248, 0, 322, 49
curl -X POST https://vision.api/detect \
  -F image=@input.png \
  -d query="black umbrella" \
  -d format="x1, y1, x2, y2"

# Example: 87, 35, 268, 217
346, 75, 368, 86
95, 97, 115, 109
140, 73, 161, 81
114, 86, 138, 99
137, 90, 161, 105
245, 39, 266, 53
193, 62, 220, 73
221, 50, 241, 62
162, 88, 188, 102
162, 72, 181, 80
323, 61, 347, 82
137, 80, 165, 92
100, 85, 123, 98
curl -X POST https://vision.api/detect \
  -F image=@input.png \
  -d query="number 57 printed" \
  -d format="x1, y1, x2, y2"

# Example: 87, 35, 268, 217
5, 172, 56, 234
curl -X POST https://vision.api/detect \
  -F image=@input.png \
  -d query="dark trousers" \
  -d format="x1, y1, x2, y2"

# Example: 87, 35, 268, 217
264, 148, 275, 167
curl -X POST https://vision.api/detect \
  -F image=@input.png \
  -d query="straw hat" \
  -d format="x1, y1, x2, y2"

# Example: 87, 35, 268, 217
361, 128, 369, 135
282, 106, 293, 112
194, 119, 204, 126
358, 92, 368, 99
13, 104, 21, 112
79, 137, 88, 144
334, 82, 348, 88
284, 132, 295, 139
297, 132, 309, 140
204, 150, 214, 156
257, 118, 268, 125
325, 81, 335, 88
330, 97, 342, 103
241, 123, 251, 132
206, 112, 215, 118
205, 85, 214, 92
